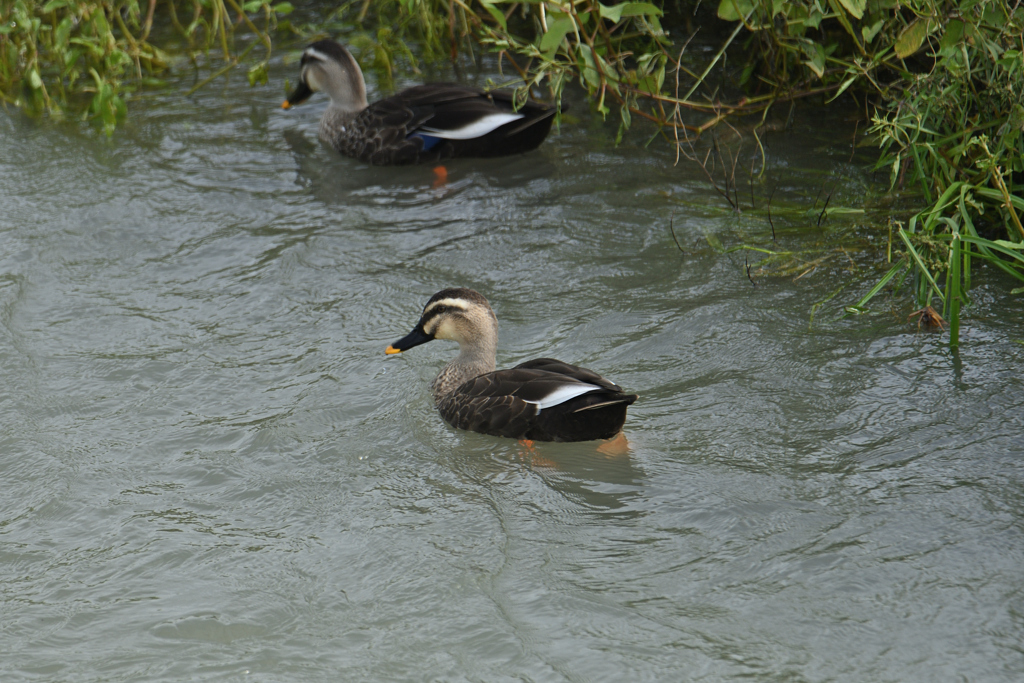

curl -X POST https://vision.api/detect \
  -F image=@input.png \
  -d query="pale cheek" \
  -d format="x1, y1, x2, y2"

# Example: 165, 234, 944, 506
433, 319, 458, 341
305, 70, 321, 92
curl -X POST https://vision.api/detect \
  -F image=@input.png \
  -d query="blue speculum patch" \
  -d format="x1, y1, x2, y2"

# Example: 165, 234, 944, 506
410, 134, 442, 151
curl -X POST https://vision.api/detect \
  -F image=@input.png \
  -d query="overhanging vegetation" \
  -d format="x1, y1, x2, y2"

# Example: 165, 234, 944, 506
2, 0, 1021, 347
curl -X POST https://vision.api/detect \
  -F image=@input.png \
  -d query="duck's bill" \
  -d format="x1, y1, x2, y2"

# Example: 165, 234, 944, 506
282, 81, 314, 109
386, 326, 433, 355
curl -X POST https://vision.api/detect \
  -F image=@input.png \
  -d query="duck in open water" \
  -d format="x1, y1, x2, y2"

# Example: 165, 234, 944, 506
386, 288, 638, 442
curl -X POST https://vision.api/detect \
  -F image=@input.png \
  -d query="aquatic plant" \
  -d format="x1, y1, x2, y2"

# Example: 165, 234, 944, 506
0, 0, 290, 134
811, 0, 1024, 348
338, 1, 1024, 347
4, 0, 1021, 346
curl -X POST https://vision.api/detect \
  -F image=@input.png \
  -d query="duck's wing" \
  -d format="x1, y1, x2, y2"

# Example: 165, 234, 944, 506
397, 85, 529, 140
512, 358, 626, 392
438, 363, 636, 441
351, 84, 555, 163
346, 95, 436, 164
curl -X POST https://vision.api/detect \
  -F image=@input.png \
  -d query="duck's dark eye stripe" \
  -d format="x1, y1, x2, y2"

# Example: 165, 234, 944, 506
421, 305, 456, 326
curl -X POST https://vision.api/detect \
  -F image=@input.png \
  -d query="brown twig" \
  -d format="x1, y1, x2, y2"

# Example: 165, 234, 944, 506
677, 123, 736, 208
141, 0, 157, 41
749, 157, 757, 210
669, 213, 685, 253
817, 184, 835, 227
849, 119, 859, 164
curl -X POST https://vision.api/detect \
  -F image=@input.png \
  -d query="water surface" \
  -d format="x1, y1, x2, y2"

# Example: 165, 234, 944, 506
2, 54, 1023, 682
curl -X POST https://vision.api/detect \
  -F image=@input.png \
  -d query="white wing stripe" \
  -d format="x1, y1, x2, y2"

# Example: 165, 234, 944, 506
420, 113, 524, 140
524, 383, 600, 412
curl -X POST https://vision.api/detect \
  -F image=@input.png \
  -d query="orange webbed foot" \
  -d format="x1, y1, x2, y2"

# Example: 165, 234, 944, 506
596, 432, 630, 456
514, 439, 560, 468
432, 165, 448, 189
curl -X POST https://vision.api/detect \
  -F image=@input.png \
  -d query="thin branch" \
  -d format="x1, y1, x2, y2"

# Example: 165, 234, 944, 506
849, 119, 859, 164
749, 157, 757, 210
817, 184, 835, 227
669, 213, 685, 253
141, 0, 157, 41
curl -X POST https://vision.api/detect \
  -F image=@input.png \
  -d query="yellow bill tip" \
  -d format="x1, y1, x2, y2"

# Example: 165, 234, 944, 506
281, 100, 291, 110
385, 345, 402, 355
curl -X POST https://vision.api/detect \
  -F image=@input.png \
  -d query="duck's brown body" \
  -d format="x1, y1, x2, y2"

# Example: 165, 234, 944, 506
386, 289, 637, 442
438, 358, 635, 442
319, 85, 555, 165
284, 41, 555, 165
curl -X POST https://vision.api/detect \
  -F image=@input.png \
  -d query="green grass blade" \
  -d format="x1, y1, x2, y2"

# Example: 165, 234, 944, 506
957, 236, 1024, 268
898, 228, 946, 305
959, 190, 973, 291
975, 187, 1024, 214
949, 232, 961, 349
955, 236, 1024, 283
853, 260, 909, 309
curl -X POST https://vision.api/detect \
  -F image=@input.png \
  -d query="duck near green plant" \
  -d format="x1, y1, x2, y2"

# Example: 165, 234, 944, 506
386, 288, 637, 442
282, 40, 557, 165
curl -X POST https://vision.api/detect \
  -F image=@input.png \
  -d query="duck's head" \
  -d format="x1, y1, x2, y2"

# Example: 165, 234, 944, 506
386, 288, 498, 356
282, 40, 368, 113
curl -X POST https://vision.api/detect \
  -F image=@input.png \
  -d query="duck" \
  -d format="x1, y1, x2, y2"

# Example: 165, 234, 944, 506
281, 40, 557, 165
385, 288, 637, 442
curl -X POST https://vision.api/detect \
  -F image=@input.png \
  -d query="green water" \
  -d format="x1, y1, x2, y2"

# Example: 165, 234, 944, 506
2, 55, 1023, 682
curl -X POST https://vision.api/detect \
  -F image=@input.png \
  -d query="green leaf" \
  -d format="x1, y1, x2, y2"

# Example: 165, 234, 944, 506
599, 3, 624, 22
41, 0, 71, 12
837, 0, 865, 19
636, 75, 659, 93
479, 1, 507, 31
539, 15, 574, 54
247, 62, 268, 87
55, 15, 73, 49
982, 4, 1007, 27
576, 44, 601, 90
895, 19, 930, 59
608, 3, 663, 19
717, 0, 754, 22
28, 69, 42, 90
861, 20, 884, 44
826, 74, 858, 102
852, 260, 909, 308
899, 228, 947, 304
939, 20, 964, 50
272, 2, 294, 15
616, 104, 632, 144
803, 42, 825, 78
